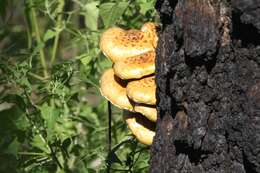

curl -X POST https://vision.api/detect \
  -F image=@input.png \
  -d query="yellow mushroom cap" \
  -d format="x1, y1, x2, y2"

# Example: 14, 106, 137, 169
141, 22, 158, 48
126, 76, 156, 105
100, 68, 134, 111
113, 51, 155, 80
134, 103, 157, 122
100, 26, 156, 62
124, 111, 155, 145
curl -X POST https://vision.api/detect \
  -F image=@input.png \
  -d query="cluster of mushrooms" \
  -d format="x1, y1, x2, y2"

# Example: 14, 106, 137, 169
99, 23, 158, 145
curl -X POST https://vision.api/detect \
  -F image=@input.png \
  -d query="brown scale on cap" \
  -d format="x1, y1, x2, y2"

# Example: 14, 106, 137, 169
124, 111, 155, 145
113, 51, 155, 80
100, 23, 158, 62
141, 22, 158, 48
100, 69, 134, 111
126, 76, 156, 105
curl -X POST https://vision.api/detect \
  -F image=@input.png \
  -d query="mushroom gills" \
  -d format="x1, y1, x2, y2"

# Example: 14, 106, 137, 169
124, 111, 155, 145
134, 103, 157, 122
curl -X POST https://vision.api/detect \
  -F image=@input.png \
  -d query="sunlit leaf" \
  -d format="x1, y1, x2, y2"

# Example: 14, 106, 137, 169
43, 29, 57, 41
84, 1, 99, 30
30, 134, 50, 154
39, 103, 59, 141
99, 2, 129, 28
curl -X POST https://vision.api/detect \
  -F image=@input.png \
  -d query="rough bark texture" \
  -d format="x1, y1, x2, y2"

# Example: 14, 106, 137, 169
150, 0, 260, 172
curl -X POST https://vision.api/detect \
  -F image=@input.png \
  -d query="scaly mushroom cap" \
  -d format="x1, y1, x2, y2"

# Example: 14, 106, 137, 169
134, 103, 157, 122
100, 24, 157, 62
100, 69, 134, 111
141, 22, 158, 48
126, 76, 156, 105
113, 51, 155, 80
124, 111, 155, 145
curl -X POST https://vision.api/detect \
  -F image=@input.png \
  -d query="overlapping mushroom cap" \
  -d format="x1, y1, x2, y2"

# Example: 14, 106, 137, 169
100, 23, 158, 62
113, 51, 155, 80
134, 104, 157, 122
141, 22, 158, 48
100, 68, 134, 111
126, 76, 156, 105
124, 111, 155, 145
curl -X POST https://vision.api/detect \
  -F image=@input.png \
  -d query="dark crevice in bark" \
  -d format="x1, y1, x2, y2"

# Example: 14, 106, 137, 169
155, 0, 178, 24
174, 141, 212, 165
243, 151, 257, 173
232, 12, 260, 46
185, 54, 218, 73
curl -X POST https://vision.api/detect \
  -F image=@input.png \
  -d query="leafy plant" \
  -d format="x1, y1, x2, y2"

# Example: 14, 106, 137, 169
0, 0, 156, 172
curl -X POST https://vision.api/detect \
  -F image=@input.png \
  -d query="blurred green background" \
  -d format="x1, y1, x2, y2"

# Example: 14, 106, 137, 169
0, 0, 157, 172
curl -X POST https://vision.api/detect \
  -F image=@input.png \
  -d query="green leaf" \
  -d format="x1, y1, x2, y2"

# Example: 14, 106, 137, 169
84, 2, 99, 31
39, 103, 59, 141
77, 53, 92, 66
43, 29, 57, 42
100, 2, 129, 28
5, 138, 20, 157
138, 0, 155, 15
30, 134, 50, 154
0, 105, 24, 136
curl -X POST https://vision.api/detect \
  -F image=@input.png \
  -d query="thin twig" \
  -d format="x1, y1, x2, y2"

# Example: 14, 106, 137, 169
28, 72, 46, 81
107, 101, 112, 173
48, 143, 63, 169
108, 101, 112, 152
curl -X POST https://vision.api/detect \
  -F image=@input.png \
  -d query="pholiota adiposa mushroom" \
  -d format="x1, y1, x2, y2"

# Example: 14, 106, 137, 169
100, 22, 158, 62
126, 76, 156, 105
124, 111, 156, 145
113, 51, 155, 80
100, 69, 134, 111
99, 22, 158, 145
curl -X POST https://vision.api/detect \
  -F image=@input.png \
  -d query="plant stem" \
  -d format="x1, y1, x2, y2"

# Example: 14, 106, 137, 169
108, 101, 112, 152
18, 152, 46, 156
28, 0, 48, 77
51, 0, 64, 65
107, 101, 112, 173
28, 72, 46, 81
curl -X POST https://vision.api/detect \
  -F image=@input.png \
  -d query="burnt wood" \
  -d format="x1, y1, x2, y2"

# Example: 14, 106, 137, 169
150, 0, 260, 172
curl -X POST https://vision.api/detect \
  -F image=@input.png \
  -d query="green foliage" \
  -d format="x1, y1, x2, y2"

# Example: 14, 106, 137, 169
0, 0, 157, 172
99, 2, 129, 28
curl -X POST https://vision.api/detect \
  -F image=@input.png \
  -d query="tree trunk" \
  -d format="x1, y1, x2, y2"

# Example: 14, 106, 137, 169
150, 0, 260, 172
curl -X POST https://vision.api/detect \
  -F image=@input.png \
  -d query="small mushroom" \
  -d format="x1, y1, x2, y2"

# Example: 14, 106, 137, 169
113, 51, 155, 80
134, 103, 157, 122
100, 69, 134, 111
124, 111, 155, 145
126, 76, 156, 105
100, 23, 158, 62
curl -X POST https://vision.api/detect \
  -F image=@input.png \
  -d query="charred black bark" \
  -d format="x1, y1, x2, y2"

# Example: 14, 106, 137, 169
150, 0, 260, 172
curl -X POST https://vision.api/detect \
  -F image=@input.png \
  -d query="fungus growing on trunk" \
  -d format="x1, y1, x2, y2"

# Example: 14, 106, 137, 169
127, 76, 156, 105
99, 23, 158, 145
113, 51, 155, 80
100, 68, 134, 111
